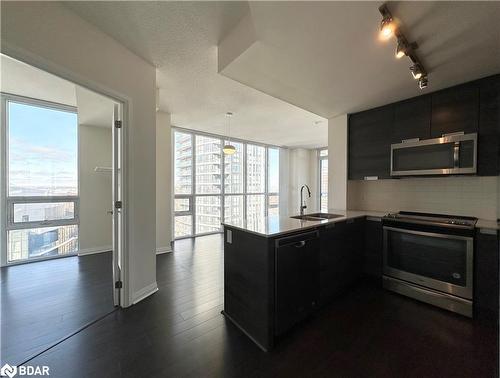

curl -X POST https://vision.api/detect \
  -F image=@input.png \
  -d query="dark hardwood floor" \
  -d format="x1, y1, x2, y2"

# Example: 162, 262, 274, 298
4, 235, 498, 377
0, 252, 114, 365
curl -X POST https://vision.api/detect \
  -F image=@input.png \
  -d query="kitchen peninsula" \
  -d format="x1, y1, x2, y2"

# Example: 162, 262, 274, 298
221, 210, 385, 351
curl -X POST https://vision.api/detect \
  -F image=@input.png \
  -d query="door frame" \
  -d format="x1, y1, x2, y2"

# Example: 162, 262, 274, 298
0, 49, 130, 307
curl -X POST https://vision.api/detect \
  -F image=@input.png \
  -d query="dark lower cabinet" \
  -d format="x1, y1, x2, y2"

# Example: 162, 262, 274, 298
275, 231, 320, 335
319, 218, 364, 305
474, 229, 499, 322
363, 218, 383, 280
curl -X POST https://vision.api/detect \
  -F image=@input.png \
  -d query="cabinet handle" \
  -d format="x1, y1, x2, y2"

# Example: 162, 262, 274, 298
364, 176, 378, 181
453, 141, 460, 168
294, 241, 306, 248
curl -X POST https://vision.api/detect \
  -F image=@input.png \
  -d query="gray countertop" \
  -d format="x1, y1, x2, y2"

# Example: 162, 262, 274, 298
221, 210, 386, 238
221, 209, 498, 237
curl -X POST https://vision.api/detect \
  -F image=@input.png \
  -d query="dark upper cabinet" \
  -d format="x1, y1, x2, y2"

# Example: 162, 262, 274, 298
391, 95, 431, 143
348, 75, 499, 179
430, 82, 479, 138
348, 105, 393, 179
477, 75, 500, 176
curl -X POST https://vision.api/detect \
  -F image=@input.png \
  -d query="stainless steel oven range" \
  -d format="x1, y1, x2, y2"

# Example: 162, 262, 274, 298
382, 211, 477, 317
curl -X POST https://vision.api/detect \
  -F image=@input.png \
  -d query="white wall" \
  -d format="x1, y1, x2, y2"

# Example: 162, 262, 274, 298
79, 125, 112, 255
328, 114, 348, 211
283, 148, 318, 216
156, 111, 172, 253
1, 2, 157, 306
348, 176, 498, 220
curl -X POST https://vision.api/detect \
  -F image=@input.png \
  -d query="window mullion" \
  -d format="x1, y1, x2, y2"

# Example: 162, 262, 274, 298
191, 133, 196, 236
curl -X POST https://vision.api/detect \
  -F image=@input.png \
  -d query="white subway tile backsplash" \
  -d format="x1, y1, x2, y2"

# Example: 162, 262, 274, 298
348, 176, 499, 220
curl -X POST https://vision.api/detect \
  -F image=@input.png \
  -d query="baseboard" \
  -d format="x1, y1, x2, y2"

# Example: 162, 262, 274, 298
78, 245, 112, 256
131, 282, 158, 305
156, 246, 172, 255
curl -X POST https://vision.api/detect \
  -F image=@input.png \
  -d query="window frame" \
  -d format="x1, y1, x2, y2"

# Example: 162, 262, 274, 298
318, 147, 328, 213
1, 93, 80, 264
173, 127, 280, 239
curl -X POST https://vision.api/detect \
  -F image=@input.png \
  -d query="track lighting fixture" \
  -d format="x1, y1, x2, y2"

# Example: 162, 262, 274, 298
378, 3, 428, 89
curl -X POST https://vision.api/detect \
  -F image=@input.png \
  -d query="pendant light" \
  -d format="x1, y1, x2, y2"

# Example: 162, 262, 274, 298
223, 112, 236, 155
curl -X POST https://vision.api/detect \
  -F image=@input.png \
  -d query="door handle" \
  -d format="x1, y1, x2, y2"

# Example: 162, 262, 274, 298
294, 241, 306, 248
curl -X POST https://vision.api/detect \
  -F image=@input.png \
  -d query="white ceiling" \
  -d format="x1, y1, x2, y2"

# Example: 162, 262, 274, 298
1, 54, 115, 128
222, 1, 500, 117
65, 1, 327, 148
64, 1, 500, 146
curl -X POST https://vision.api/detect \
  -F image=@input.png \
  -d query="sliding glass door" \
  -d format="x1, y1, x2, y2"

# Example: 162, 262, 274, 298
2, 95, 79, 264
173, 129, 280, 239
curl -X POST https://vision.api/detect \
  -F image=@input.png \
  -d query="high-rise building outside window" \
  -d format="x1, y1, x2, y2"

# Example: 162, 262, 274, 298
173, 129, 280, 239
319, 148, 328, 212
2, 95, 79, 263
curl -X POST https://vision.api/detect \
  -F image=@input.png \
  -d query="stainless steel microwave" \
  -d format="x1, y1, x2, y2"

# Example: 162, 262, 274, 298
390, 132, 477, 177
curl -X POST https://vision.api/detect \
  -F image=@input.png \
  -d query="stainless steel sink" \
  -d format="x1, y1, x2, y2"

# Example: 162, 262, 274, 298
290, 213, 343, 221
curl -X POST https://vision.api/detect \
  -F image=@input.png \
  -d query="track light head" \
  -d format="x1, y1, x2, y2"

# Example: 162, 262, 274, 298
395, 39, 407, 59
380, 16, 395, 40
418, 76, 428, 90
410, 63, 424, 80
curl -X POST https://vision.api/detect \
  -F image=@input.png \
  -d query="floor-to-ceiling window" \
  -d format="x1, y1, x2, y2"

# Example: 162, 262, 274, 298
2, 94, 79, 264
319, 148, 328, 212
173, 128, 280, 239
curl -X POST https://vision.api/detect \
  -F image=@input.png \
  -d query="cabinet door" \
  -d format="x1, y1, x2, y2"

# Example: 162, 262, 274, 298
319, 219, 364, 305
363, 218, 383, 280
474, 230, 499, 322
431, 82, 479, 138
478, 75, 500, 176
275, 234, 319, 335
349, 105, 393, 179
319, 222, 348, 304
392, 95, 431, 143
345, 218, 364, 285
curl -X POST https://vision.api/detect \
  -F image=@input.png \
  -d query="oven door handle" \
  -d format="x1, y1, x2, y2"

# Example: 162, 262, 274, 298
382, 226, 473, 242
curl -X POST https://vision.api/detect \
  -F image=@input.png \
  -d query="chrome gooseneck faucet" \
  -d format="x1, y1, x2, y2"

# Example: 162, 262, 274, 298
300, 184, 311, 216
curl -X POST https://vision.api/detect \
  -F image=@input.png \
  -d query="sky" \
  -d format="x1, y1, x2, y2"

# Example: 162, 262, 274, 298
8, 101, 78, 196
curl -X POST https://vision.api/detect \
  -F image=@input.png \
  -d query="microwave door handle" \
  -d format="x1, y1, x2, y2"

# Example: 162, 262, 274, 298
453, 141, 460, 168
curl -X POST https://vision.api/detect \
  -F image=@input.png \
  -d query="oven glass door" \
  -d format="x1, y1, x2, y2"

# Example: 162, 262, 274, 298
383, 226, 473, 299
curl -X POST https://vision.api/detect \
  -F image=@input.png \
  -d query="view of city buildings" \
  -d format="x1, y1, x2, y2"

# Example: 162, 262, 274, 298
6, 99, 79, 262
319, 149, 328, 212
174, 130, 279, 238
